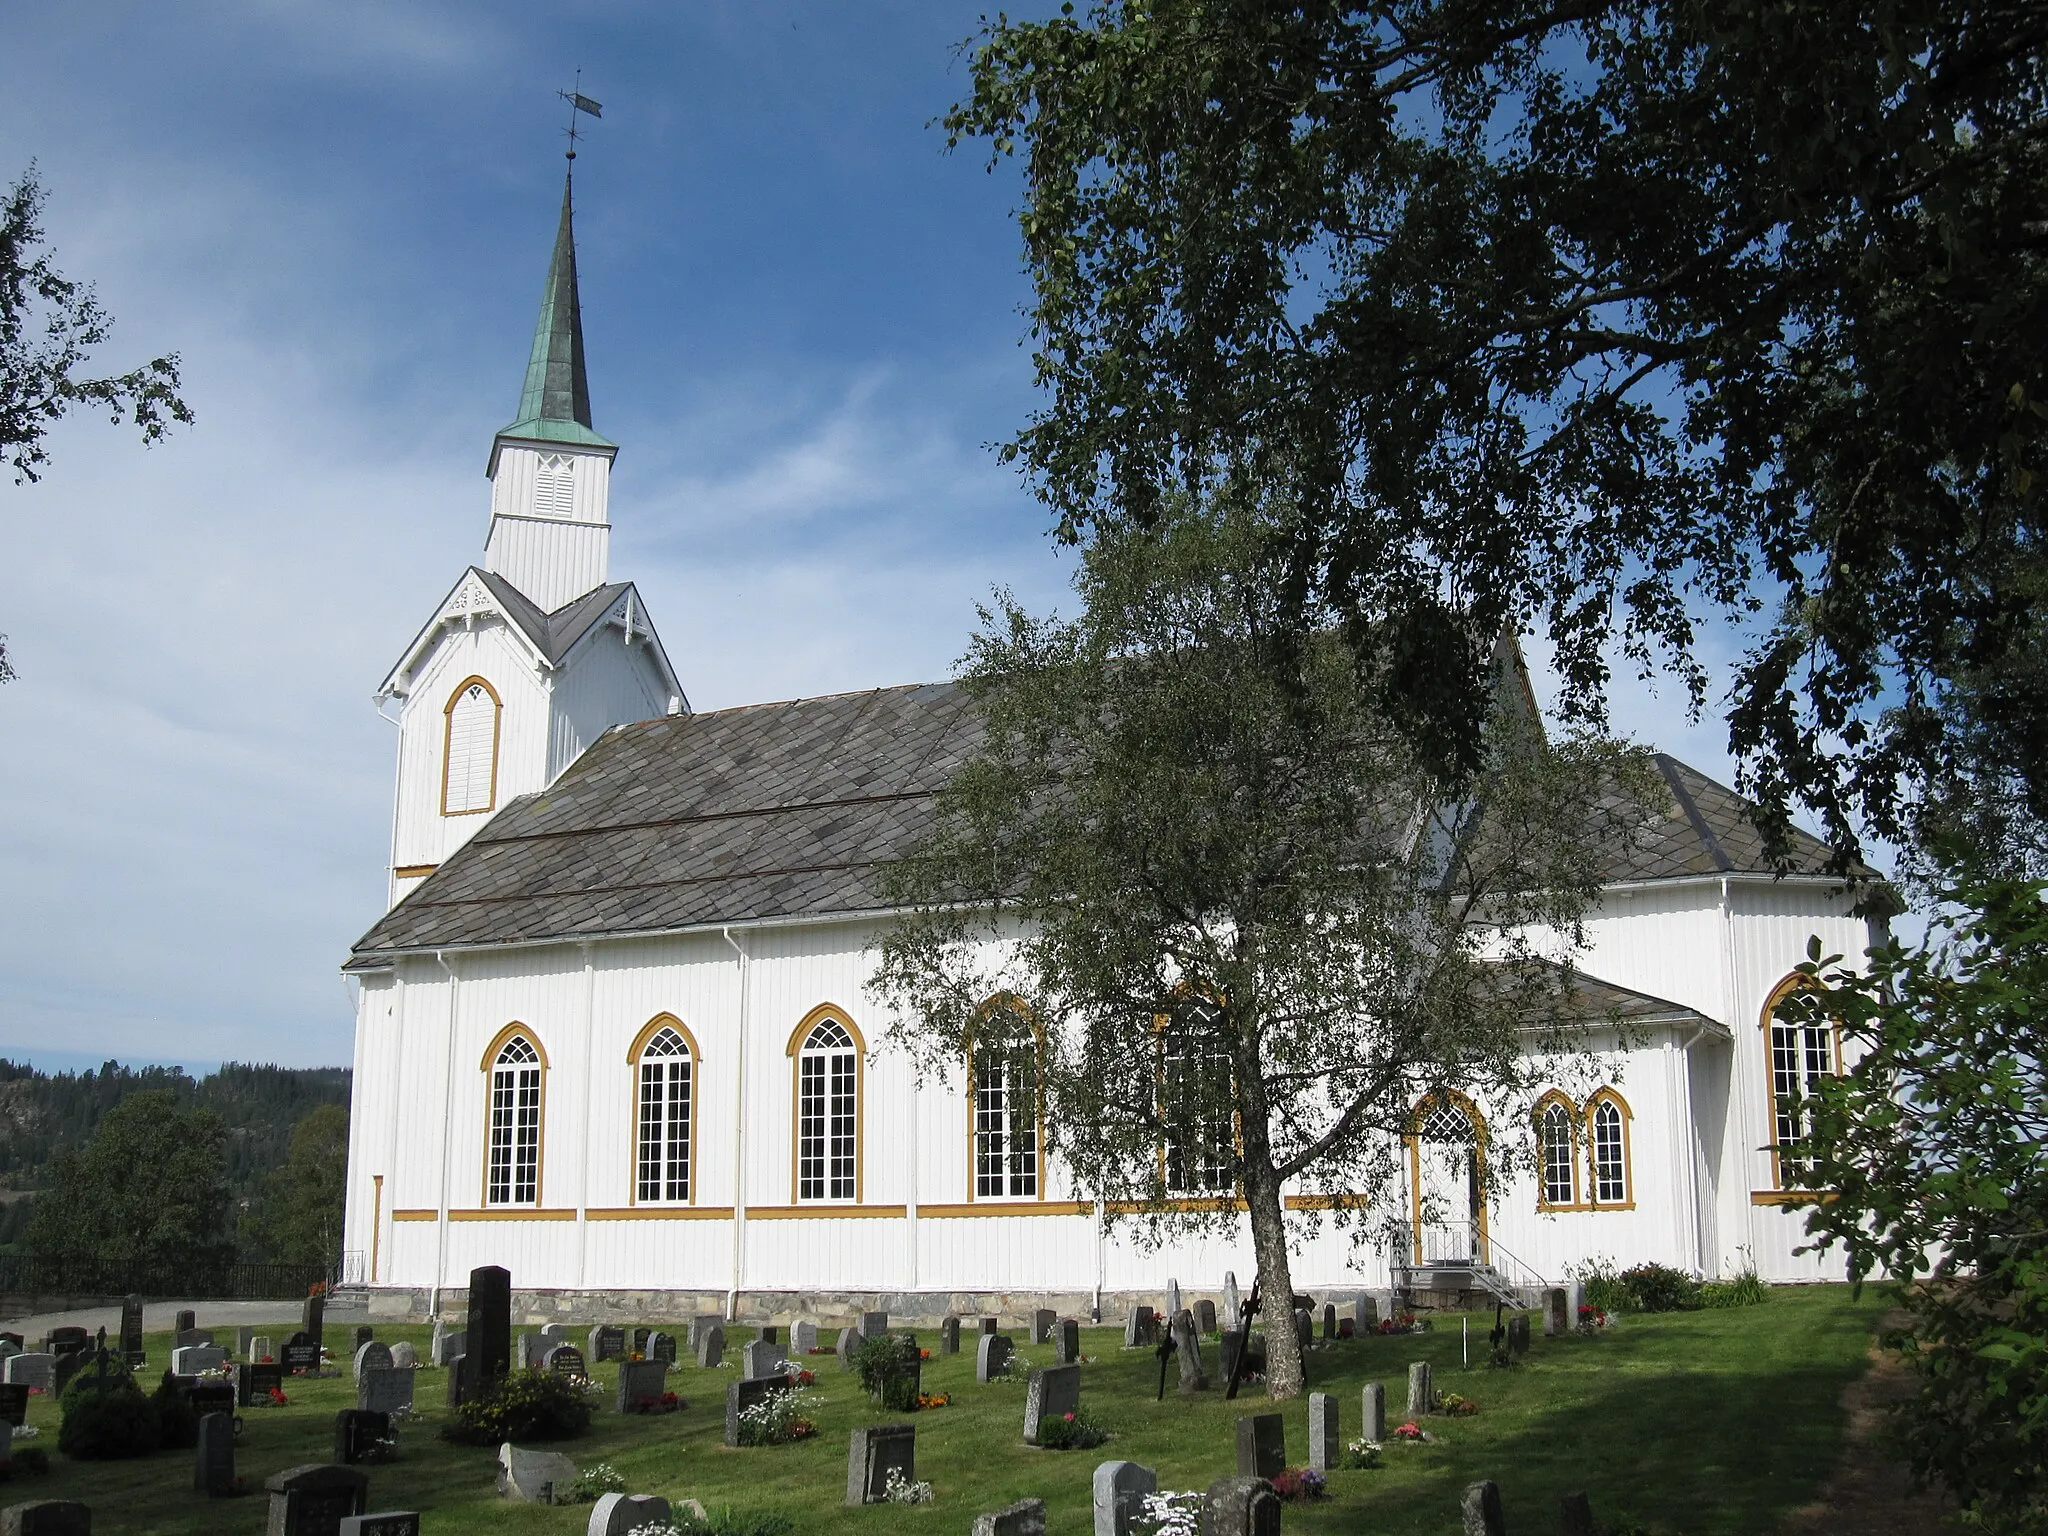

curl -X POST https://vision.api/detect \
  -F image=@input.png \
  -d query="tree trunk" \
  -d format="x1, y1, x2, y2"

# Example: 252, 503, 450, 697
1241, 1149, 1304, 1398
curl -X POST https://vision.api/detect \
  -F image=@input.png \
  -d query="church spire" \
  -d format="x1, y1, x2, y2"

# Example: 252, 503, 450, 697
494, 172, 614, 453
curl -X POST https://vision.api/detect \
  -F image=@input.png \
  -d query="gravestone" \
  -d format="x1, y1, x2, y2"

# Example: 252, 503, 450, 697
432, 1329, 465, 1369
648, 1331, 678, 1367
358, 1368, 413, 1418
858, 1310, 889, 1339
498, 1444, 577, 1504
1204, 1477, 1281, 1536
1355, 1292, 1378, 1333
1222, 1272, 1241, 1331
981, 1317, 999, 1335
1166, 1279, 1181, 1319
1507, 1315, 1531, 1356
1462, 1480, 1507, 1536
0, 1336, 19, 1353
0, 1387, 26, 1427
1362, 1381, 1386, 1444
233, 1363, 256, 1407
175, 1310, 196, 1334
337, 1517, 422, 1536
169, 1345, 223, 1376
515, 1334, 538, 1371
939, 1317, 960, 1355
352, 1342, 393, 1381
586, 1494, 673, 1536
45, 1328, 86, 1360
971, 1500, 1046, 1536
615, 1360, 667, 1413
303, 1294, 326, 1346
545, 1346, 586, 1379
1407, 1361, 1433, 1416
692, 1328, 722, 1368
759, 1326, 779, 1346
1030, 1309, 1056, 1344
1559, 1491, 1596, 1536
283, 1336, 322, 1376
171, 1330, 212, 1351
237, 1327, 256, 1359
444, 1356, 467, 1409
386, 1342, 417, 1371
1122, 1307, 1154, 1349
740, 1340, 780, 1380
1195, 1300, 1217, 1335
194, 1412, 235, 1496
353, 1326, 374, 1352
50, 1354, 87, 1400
1092, 1459, 1159, 1536
1293, 1309, 1314, 1349
1022, 1364, 1082, 1445
724, 1373, 792, 1447
1322, 1304, 1337, 1341
1234, 1413, 1286, 1479
0, 1503, 91, 1536
588, 1326, 627, 1366
835, 1328, 857, 1370
1308, 1392, 1339, 1471
0, 1359, 48, 1392
118, 1296, 144, 1365
844, 1423, 916, 1506
791, 1321, 818, 1355
0, 1343, 16, 1364
1172, 1310, 1207, 1393
976, 1333, 1014, 1383
463, 1265, 512, 1399
685, 1316, 715, 1353
248, 1363, 284, 1405
264, 1463, 370, 1535
1543, 1286, 1570, 1337
538, 1323, 567, 1350
333, 1411, 390, 1466
252, 1337, 273, 1364
1055, 1318, 1082, 1366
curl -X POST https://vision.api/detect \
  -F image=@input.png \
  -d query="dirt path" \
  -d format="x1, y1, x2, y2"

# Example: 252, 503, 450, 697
1780, 1324, 1956, 1536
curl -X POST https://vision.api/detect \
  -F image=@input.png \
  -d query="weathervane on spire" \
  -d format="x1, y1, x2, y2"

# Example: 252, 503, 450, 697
558, 70, 602, 162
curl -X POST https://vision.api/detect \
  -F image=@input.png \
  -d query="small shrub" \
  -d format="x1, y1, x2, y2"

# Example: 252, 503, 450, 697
9, 1446, 50, 1477
1034, 1407, 1110, 1451
849, 1333, 918, 1401
564, 1462, 628, 1502
1570, 1256, 1629, 1316
1619, 1262, 1703, 1312
1701, 1268, 1769, 1309
57, 1384, 161, 1461
441, 1368, 593, 1445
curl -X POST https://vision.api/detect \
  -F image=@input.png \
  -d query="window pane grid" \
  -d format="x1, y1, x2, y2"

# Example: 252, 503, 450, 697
1592, 1101, 1626, 1203
487, 1037, 541, 1207
1540, 1104, 1576, 1204
1163, 1031, 1233, 1195
797, 1020, 857, 1203
1772, 1019, 1832, 1171
974, 1043, 1039, 1198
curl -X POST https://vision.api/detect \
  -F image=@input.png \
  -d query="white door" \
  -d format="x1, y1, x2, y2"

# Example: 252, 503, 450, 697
1411, 1100, 1483, 1264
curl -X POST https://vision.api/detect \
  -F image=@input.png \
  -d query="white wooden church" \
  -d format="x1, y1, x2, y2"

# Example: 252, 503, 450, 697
341, 178, 1878, 1321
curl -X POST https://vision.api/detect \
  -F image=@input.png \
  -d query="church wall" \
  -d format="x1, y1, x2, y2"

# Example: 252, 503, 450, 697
546, 633, 672, 783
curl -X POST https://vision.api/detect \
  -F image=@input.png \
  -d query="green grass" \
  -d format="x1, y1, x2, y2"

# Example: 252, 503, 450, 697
10, 1286, 1884, 1534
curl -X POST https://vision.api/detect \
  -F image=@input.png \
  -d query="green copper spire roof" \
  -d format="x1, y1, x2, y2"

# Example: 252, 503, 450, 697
494, 173, 615, 451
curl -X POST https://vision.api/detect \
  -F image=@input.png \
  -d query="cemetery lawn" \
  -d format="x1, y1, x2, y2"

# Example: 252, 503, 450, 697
18, 1285, 1886, 1535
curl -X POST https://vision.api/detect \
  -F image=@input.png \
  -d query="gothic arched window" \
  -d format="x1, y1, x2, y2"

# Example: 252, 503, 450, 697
634, 1018, 696, 1204
485, 1029, 544, 1206
442, 676, 502, 816
1535, 1095, 1579, 1209
792, 1010, 860, 1202
971, 999, 1041, 1200
1588, 1090, 1633, 1206
1161, 1006, 1234, 1196
1764, 976, 1837, 1186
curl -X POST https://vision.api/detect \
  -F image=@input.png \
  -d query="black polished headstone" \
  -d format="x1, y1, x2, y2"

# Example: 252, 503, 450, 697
462, 1265, 511, 1400
173, 1310, 196, 1335
302, 1293, 326, 1347
195, 1411, 235, 1495
333, 1409, 391, 1465
118, 1295, 145, 1365
0, 1383, 27, 1425
264, 1463, 369, 1536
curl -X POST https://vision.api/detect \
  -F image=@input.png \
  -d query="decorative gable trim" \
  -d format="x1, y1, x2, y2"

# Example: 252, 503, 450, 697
378, 568, 556, 701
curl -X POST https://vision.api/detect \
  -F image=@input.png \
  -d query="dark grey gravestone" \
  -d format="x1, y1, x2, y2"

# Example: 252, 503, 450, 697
250, 1364, 283, 1403
1308, 1392, 1338, 1471
237, 1327, 256, 1359
691, 1327, 721, 1368
351, 1342, 392, 1381
970, 1499, 1046, 1536
543, 1344, 586, 1377
976, 1333, 1013, 1383
584, 1496, 671, 1536
234, 1363, 255, 1408
463, 1265, 511, 1399
759, 1326, 779, 1346
195, 1412, 235, 1496
302, 1294, 325, 1347
835, 1328, 857, 1370
1362, 1381, 1386, 1444
1322, 1303, 1337, 1340
337, 1516, 421, 1536
686, 1316, 717, 1354
1355, 1292, 1378, 1332
118, 1296, 144, 1364
1294, 1308, 1313, 1349
0, 1386, 26, 1427
1195, 1299, 1217, 1335
332, 1411, 390, 1467
432, 1329, 464, 1368
589, 1324, 625, 1362
649, 1331, 678, 1366
1559, 1492, 1596, 1536
1235, 1414, 1285, 1479
615, 1359, 667, 1413
1055, 1318, 1081, 1365
263, 1463, 369, 1536
1508, 1315, 1531, 1356
1204, 1477, 1281, 1536
1092, 1460, 1158, 1536
1030, 1309, 1055, 1344
1021, 1363, 1081, 1445
0, 1502, 92, 1536
283, 1340, 321, 1376
174, 1310, 196, 1334
0, 1357, 49, 1394
1462, 1481, 1506, 1536
1172, 1310, 1207, 1393
352, 1327, 373, 1351
940, 1316, 960, 1355
444, 1356, 467, 1409
357, 1368, 412, 1417
858, 1310, 889, 1339
844, 1423, 915, 1506
1543, 1286, 1569, 1337
741, 1340, 780, 1379
724, 1373, 792, 1447
1407, 1361, 1433, 1416
980, 1317, 999, 1335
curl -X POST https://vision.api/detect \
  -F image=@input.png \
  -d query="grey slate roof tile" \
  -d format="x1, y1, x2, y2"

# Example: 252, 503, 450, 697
345, 682, 1856, 967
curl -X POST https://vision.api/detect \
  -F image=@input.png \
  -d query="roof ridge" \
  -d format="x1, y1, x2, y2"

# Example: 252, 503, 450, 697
1654, 753, 1733, 873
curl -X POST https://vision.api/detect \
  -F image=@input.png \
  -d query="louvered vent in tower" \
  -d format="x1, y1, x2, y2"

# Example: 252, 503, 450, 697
535, 454, 576, 518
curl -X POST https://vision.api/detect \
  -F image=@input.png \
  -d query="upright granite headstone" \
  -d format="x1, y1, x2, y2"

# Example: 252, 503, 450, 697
302, 1294, 326, 1347
1195, 1300, 1217, 1335
980, 1317, 999, 1335
1322, 1304, 1337, 1341
1462, 1480, 1507, 1536
740, 1341, 780, 1380
1222, 1272, 1241, 1332
724, 1374, 792, 1447
445, 1356, 468, 1409
0, 1502, 91, 1536
1204, 1477, 1281, 1536
1355, 1292, 1378, 1333
171, 1330, 213, 1352
1293, 1309, 1313, 1350
1362, 1381, 1386, 1444
588, 1325, 626, 1363
835, 1328, 857, 1370
174, 1310, 196, 1335
1407, 1361, 1433, 1416
615, 1360, 668, 1413
358, 1369, 413, 1418
352, 1342, 393, 1381
1122, 1308, 1155, 1349
427, 1328, 461, 1368
333, 1410, 391, 1466
252, 1337, 273, 1364
1092, 1460, 1159, 1536
648, 1331, 678, 1367
1308, 1392, 1339, 1471
791, 1321, 818, 1355
976, 1333, 1014, 1383
1507, 1315, 1531, 1356
759, 1326, 779, 1346
236, 1327, 255, 1360
687, 1316, 718, 1355
585, 1495, 673, 1536
169, 1346, 224, 1376
0, 1386, 27, 1427
1055, 1318, 1082, 1366
194, 1412, 235, 1496
544, 1346, 586, 1379
939, 1317, 960, 1355
118, 1297, 144, 1365
1166, 1279, 1181, 1319
858, 1311, 889, 1340
497, 1445, 577, 1504
464, 1265, 512, 1399
692, 1328, 722, 1368
1172, 1310, 1207, 1393
353, 1327, 374, 1352
1022, 1364, 1082, 1445
971, 1500, 1046, 1536
264, 1463, 370, 1536
1543, 1286, 1570, 1337
1030, 1309, 1055, 1344
1234, 1414, 1285, 1479
282, 1335, 321, 1376
388, 1342, 418, 1371
845, 1423, 916, 1506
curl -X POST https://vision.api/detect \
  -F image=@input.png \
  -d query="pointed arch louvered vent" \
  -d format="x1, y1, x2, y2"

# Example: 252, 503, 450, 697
535, 453, 576, 518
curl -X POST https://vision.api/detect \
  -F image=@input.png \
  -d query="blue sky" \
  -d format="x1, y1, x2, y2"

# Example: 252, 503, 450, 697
0, 1, 1756, 1073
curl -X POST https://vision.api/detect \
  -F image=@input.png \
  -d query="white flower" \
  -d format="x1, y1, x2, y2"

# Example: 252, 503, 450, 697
883, 1467, 935, 1505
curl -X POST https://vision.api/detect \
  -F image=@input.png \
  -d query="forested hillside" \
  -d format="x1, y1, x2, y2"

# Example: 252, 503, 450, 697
0, 1059, 351, 1248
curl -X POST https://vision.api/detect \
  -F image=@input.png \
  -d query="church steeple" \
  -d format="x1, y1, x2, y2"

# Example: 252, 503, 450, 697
494, 173, 614, 454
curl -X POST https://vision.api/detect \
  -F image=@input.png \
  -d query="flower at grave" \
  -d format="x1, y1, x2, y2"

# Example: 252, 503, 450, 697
1392, 1420, 1425, 1441
882, 1467, 936, 1505
1270, 1467, 1327, 1502
1342, 1437, 1384, 1470
267, 1387, 289, 1406
915, 1392, 951, 1409
1134, 1489, 1204, 1536
1439, 1392, 1478, 1416
918, 1348, 931, 1360
794, 1369, 815, 1386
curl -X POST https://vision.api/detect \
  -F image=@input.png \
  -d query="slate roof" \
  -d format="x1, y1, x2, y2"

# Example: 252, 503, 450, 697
346, 681, 1857, 967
